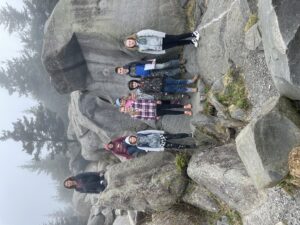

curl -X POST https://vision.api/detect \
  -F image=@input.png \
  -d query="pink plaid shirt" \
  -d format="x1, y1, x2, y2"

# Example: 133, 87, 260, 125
131, 99, 157, 120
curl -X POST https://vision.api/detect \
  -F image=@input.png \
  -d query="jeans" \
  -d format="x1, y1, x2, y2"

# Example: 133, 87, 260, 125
154, 59, 180, 69
162, 78, 191, 93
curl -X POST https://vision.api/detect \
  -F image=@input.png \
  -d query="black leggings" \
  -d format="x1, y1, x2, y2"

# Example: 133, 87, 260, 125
156, 103, 184, 116
164, 133, 191, 139
165, 142, 195, 149
162, 33, 194, 50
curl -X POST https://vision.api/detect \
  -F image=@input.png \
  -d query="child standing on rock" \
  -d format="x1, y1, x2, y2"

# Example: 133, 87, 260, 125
124, 29, 200, 54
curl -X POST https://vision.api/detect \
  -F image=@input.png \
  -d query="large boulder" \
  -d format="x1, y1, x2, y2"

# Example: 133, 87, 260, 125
98, 152, 187, 212
258, 0, 300, 100
187, 144, 264, 215
42, 0, 186, 95
236, 96, 300, 189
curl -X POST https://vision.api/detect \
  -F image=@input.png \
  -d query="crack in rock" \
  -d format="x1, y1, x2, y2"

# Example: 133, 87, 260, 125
197, 0, 240, 31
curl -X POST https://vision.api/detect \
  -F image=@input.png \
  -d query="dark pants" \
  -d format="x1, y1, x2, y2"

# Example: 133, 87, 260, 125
162, 33, 193, 50
164, 133, 195, 149
156, 103, 184, 116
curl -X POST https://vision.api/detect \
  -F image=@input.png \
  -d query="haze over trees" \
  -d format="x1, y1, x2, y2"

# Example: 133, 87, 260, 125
0, 1, 83, 223
0, 0, 69, 121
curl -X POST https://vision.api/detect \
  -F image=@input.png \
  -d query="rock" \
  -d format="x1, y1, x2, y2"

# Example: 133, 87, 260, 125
236, 96, 300, 189
72, 191, 95, 218
182, 182, 219, 212
42, 0, 186, 94
87, 207, 106, 225
258, 0, 300, 100
180, 0, 189, 8
185, 0, 251, 84
98, 152, 187, 212
217, 216, 230, 225
112, 215, 131, 225
244, 23, 262, 51
228, 105, 248, 121
242, 187, 300, 225
145, 206, 207, 225
187, 144, 265, 215
87, 207, 115, 225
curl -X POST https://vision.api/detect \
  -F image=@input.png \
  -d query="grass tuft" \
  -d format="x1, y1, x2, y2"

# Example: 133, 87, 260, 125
216, 68, 249, 110
278, 174, 300, 196
175, 152, 190, 173
244, 14, 258, 32
184, 0, 197, 31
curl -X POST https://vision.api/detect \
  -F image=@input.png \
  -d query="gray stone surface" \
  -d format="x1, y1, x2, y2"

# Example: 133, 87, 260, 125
187, 144, 265, 215
182, 182, 219, 212
228, 105, 248, 122
244, 23, 262, 51
42, 0, 186, 94
98, 152, 187, 212
112, 215, 131, 225
243, 188, 300, 225
236, 96, 300, 189
258, 0, 300, 100
144, 206, 206, 225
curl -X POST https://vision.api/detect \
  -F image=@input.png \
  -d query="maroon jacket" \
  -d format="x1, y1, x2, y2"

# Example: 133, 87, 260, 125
106, 136, 133, 159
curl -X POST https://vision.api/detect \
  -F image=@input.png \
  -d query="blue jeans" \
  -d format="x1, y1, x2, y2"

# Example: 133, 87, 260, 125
162, 78, 190, 93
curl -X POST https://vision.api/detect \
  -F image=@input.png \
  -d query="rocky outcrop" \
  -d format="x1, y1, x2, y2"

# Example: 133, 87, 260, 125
187, 144, 264, 215
236, 97, 300, 189
144, 206, 206, 225
42, 0, 186, 95
258, 0, 300, 100
98, 152, 187, 212
242, 188, 300, 225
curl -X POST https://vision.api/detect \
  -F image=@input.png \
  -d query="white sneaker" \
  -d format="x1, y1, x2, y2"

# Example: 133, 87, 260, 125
193, 31, 200, 41
192, 38, 198, 48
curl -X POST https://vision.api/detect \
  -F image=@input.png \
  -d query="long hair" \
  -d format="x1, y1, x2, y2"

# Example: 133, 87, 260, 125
128, 80, 141, 90
124, 33, 138, 51
63, 176, 76, 189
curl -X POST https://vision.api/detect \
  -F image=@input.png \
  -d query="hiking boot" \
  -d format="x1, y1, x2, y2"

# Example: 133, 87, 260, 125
193, 31, 200, 41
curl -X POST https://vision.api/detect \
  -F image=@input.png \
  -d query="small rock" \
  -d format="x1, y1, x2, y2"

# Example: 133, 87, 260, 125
228, 105, 247, 121
182, 183, 220, 212
244, 23, 262, 50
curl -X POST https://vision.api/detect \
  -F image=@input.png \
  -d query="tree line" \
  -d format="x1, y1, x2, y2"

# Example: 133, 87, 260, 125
0, 1, 84, 224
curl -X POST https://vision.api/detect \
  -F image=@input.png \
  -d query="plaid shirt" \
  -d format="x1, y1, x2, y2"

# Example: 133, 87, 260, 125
131, 99, 157, 120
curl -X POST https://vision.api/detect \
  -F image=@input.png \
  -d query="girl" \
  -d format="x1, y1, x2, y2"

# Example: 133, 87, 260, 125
124, 29, 200, 54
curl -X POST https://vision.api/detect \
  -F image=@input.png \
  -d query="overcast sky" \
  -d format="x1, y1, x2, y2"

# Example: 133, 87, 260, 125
0, 1, 66, 225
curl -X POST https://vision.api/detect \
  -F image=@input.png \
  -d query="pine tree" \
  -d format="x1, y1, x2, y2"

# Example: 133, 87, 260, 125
0, 3, 29, 33
0, 104, 76, 160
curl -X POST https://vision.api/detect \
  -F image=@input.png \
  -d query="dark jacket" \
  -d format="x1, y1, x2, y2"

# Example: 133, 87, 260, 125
74, 172, 106, 193
139, 76, 164, 95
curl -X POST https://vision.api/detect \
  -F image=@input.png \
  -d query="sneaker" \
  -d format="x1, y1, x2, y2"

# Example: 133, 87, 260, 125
193, 31, 200, 41
191, 38, 198, 48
